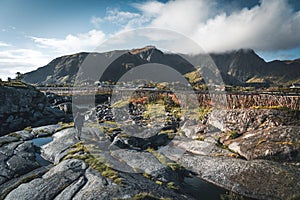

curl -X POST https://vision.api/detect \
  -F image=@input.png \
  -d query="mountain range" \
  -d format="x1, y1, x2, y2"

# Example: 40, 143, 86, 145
22, 46, 300, 87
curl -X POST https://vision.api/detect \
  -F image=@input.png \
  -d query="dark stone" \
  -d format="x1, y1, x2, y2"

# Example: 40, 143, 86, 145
227, 126, 300, 162
149, 134, 171, 147
0, 136, 20, 147
5, 159, 87, 200
6, 155, 39, 177
0, 85, 68, 136
177, 154, 300, 200
0, 165, 51, 198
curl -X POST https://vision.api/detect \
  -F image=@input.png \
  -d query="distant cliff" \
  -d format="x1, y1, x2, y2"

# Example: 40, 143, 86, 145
22, 52, 89, 85
22, 47, 300, 86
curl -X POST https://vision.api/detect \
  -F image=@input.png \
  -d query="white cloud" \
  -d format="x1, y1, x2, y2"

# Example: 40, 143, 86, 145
0, 29, 106, 79
133, 1, 164, 17
192, 0, 300, 52
91, 8, 150, 30
148, 0, 214, 34
0, 41, 11, 47
105, 8, 141, 25
91, 16, 103, 27
0, 49, 50, 79
131, 0, 300, 53
31, 29, 106, 54
0, 49, 46, 64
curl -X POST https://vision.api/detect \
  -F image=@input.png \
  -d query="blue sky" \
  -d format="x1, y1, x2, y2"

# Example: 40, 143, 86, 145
0, 0, 300, 79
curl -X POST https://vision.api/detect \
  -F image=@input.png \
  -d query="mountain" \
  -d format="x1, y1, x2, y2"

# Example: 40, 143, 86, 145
22, 46, 300, 87
23, 46, 196, 85
22, 52, 89, 85
210, 49, 266, 82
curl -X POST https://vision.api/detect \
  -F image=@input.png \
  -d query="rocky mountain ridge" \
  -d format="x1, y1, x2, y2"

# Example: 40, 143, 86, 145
22, 47, 300, 86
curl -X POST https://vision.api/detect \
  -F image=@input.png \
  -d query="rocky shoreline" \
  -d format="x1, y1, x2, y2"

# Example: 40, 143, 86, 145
0, 87, 299, 199
0, 107, 299, 199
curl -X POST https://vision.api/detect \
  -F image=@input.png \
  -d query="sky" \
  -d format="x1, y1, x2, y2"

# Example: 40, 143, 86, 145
0, 0, 300, 79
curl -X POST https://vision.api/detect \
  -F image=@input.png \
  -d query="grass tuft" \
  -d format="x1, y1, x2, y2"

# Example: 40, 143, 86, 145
166, 182, 179, 190
63, 142, 123, 185
220, 191, 245, 200
8, 132, 22, 139
131, 192, 171, 200
24, 126, 32, 132
56, 122, 74, 132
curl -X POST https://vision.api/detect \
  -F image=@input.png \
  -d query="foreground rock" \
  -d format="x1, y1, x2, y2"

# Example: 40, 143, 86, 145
41, 128, 78, 163
5, 159, 88, 200
170, 137, 235, 157
226, 126, 300, 161
0, 139, 39, 185
39, 127, 193, 198
110, 149, 184, 183
2, 134, 192, 199
42, 127, 185, 182
176, 154, 300, 200
0, 165, 51, 199
194, 108, 300, 163
0, 124, 63, 189
209, 108, 300, 133
0, 84, 68, 136
1, 113, 299, 200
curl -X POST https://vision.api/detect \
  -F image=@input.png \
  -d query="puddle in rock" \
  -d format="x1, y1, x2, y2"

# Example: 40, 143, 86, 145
182, 176, 227, 200
35, 153, 51, 166
31, 137, 53, 166
31, 137, 53, 147
182, 176, 255, 200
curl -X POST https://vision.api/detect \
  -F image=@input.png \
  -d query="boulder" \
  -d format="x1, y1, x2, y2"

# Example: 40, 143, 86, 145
71, 167, 113, 200
32, 124, 62, 138
14, 130, 34, 141
0, 141, 39, 184
0, 141, 22, 156
178, 154, 300, 200
0, 85, 68, 136
0, 166, 51, 198
14, 141, 36, 159
0, 136, 19, 147
209, 109, 300, 133
6, 155, 39, 177
111, 150, 163, 175
41, 128, 78, 163
171, 137, 234, 157
5, 159, 87, 200
111, 149, 182, 182
208, 110, 227, 131
54, 176, 87, 200
72, 167, 191, 200
226, 126, 300, 161
110, 134, 151, 150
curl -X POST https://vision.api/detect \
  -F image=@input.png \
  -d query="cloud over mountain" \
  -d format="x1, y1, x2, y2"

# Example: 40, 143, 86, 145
132, 0, 300, 52
31, 30, 106, 54
0, 49, 50, 79
1, 0, 299, 80
31, 0, 300, 54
